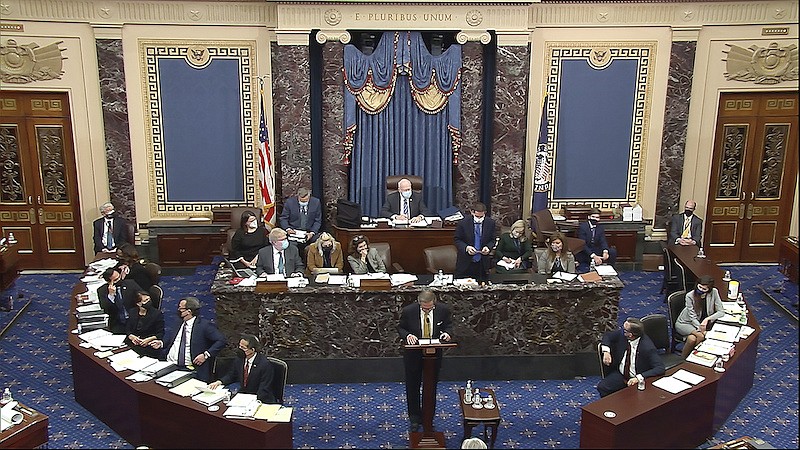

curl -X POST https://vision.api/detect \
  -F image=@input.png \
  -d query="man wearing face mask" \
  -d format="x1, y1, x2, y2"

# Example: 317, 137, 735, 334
92, 202, 131, 253
669, 200, 703, 246
98, 267, 142, 334
150, 297, 226, 382
675, 275, 725, 358
255, 228, 305, 276
576, 208, 617, 271
280, 187, 323, 248
454, 203, 496, 281
208, 333, 276, 403
381, 178, 431, 224
597, 317, 664, 397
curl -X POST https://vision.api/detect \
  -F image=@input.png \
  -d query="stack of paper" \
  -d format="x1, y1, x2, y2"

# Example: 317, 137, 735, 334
223, 393, 261, 419
696, 339, 734, 356
0, 402, 23, 432
737, 325, 755, 340
155, 370, 195, 388
553, 271, 578, 281
390, 274, 418, 286
672, 369, 705, 385
192, 386, 229, 406
108, 350, 147, 372
168, 378, 208, 397
686, 350, 718, 367
706, 323, 741, 343
594, 265, 618, 276
652, 376, 692, 394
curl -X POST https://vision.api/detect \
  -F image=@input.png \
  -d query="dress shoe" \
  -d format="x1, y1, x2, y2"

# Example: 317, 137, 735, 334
410, 422, 420, 433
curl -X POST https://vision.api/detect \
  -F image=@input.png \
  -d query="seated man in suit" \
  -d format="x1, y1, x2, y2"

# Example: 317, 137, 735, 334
98, 267, 142, 334
597, 317, 665, 397
381, 178, 431, 224
256, 228, 305, 276
669, 200, 702, 246
150, 297, 226, 382
93, 202, 131, 253
576, 208, 617, 271
454, 203, 496, 281
279, 187, 322, 246
209, 333, 276, 403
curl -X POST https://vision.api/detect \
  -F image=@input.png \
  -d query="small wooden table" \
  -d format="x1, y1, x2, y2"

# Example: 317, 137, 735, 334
459, 388, 501, 448
0, 402, 48, 449
0, 244, 20, 292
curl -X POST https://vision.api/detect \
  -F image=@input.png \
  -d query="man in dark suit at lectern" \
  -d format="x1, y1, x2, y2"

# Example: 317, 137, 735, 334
397, 289, 452, 432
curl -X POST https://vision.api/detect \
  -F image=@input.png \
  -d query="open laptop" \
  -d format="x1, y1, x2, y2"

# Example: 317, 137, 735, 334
225, 258, 256, 278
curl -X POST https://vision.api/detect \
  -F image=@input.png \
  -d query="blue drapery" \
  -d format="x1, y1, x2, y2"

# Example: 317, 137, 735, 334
343, 31, 462, 217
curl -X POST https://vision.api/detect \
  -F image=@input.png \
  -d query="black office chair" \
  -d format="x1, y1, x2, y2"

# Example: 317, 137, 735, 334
641, 313, 685, 370
660, 243, 687, 299
667, 290, 688, 353
267, 357, 288, 404
148, 284, 163, 310
596, 342, 610, 379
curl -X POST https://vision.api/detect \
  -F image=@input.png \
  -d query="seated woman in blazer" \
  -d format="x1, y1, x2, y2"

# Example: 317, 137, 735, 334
675, 275, 726, 358
537, 231, 576, 274
495, 220, 533, 273
347, 235, 387, 274
306, 232, 344, 274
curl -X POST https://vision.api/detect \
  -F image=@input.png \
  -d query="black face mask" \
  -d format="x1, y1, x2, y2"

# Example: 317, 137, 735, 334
235, 348, 246, 359
588, 219, 598, 226
685, 210, 694, 217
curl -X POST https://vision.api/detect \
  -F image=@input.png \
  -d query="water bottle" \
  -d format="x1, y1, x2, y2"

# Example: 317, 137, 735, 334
472, 388, 481, 406
723, 270, 731, 282
1, 388, 11, 405
696, 247, 705, 258
637, 378, 645, 391
464, 380, 472, 404
590, 258, 596, 272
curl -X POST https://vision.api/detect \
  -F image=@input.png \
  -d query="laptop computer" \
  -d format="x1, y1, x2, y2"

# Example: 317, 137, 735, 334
225, 258, 256, 278
489, 273, 547, 285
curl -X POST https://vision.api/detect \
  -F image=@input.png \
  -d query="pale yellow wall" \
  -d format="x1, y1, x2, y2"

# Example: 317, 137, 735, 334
684, 23, 799, 226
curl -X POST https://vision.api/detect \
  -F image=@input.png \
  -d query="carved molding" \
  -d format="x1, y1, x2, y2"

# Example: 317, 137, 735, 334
315, 30, 352, 45
0, 38, 67, 83
723, 42, 799, 85
456, 31, 491, 45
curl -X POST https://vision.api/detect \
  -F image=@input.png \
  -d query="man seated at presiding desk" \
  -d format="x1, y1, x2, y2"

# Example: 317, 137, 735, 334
256, 228, 305, 276
597, 317, 665, 397
576, 208, 617, 271
93, 201, 130, 253
669, 200, 703, 246
280, 187, 322, 244
98, 267, 142, 334
149, 297, 226, 382
381, 177, 431, 224
209, 333, 276, 403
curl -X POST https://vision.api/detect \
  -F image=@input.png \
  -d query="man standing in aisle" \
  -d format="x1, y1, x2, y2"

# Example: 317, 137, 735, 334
454, 203, 496, 281
280, 187, 323, 252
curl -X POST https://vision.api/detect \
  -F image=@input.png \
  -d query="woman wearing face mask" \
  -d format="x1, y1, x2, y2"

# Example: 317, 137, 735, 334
538, 231, 576, 275
347, 235, 387, 274
230, 211, 268, 269
675, 275, 725, 358
495, 220, 533, 273
124, 291, 165, 358
306, 232, 344, 275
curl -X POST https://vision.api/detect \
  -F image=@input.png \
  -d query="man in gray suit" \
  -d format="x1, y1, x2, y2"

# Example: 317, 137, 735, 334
669, 200, 703, 246
256, 228, 305, 276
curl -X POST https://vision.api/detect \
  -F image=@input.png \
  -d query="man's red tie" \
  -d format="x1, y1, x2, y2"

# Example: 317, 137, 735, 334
243, 361, 250, 386
623, 342, 632, 378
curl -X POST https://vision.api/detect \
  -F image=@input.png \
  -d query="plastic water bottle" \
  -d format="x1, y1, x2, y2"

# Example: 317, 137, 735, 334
472, 388, 481, 406
696, 247, 705, 258
590, 258, 596, 272
637, 378, 645, 391
1, 388, 11, 405
464, 380, 472, 404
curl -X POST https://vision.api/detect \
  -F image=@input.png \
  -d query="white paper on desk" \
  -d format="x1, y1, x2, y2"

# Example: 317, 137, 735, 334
237, 276, 257, 287
453, 278, 479, 286
269, 406, 293, 422
124, 355, 159, 372
706, 323, 740, 343
169, 378, 207, 397
79, 328, 111, 342
0, 402, 23, 432
652, 376, 692, 394
125, 371, 154, 383
327, 275, 348, 285
90, 334, 127, 349
286, 277, 308, 288
553, 271, 578, 281
716, 313, 742, 324
227, 393, 259, 408
409, 220, 428, 228
723, 302, 744, 314
417, 338, 441, 345
686, 350, 718, 367
496, 259, 516, 270
76, 303, 102, 313
254, 404, 282, 420
594, 265, 618, 276
193, 388, 229, 406
391, 274, 418, 286
672, 369, 705, 385
142, 360, 175, 374
265, 274, 286, 282
444, 211, 464, 222
737, 325, 755, 340
696, 339, 734, 356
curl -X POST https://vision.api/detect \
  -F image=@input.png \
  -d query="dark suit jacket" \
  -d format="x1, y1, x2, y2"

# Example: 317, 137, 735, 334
162, 317, 227, 382
219, 353, 276, 403
601, 329, 665, 379
255, 244, 305, 276
98, 279, 142, 334
669, 213, 703, 246
124, 306, 165, 357
494, 232, 533, 272
397, 302, 453, 344
279, 196, 322, 239
93, 215, 130, 253
454, 216, 497, 275
380, 191, 431, 219
577, 221, 611, 257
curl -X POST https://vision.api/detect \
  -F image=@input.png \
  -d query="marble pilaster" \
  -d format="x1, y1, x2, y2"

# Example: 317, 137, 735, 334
454, 42, 484, 211
490, 44, 531, 226
655, 41, 696, 228
96, 39, 136, 225
321, 41, 349, 225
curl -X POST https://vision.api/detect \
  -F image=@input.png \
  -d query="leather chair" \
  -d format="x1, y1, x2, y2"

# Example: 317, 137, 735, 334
385, 175, 424, 194
641, 313, 685, 369
221, 207, 269, 256
148, 284, 163, 311
597, 342, 610, 379
667, 290, 688, 353
144, 262, 162, 286
530, 209, 585, 254
423, 245, 457, 274
660, 242, 687, 297
126, 222, 137, 246
267, 356, 288, 404
370, 242, 404, 273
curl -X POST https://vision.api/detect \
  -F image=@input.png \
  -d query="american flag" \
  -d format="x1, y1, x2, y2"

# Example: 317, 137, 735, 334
258, 90, 276, 224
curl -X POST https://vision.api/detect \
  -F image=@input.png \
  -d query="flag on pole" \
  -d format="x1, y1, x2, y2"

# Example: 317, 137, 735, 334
532, 93, 551, 213
258, 86, 276, 224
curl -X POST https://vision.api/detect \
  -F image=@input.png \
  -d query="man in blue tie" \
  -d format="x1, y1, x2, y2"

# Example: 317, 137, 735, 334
380, 178, 431, 224
255, 228, 305, 276
454, 203, 496, 281
97, 267, 142, 334
280, 187, 323, 247
92, 202, 131, 254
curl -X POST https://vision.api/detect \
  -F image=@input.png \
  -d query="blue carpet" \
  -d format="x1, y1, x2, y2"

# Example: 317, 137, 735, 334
0, 265, 796, 448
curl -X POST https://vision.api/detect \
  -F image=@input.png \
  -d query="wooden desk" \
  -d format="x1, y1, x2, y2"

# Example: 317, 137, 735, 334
0, 402, 48, 449
69, 271, 292, 448
561, 220, 647, 270
778, 237, 799, 284
332, 225, 455, 274
668, 244, 728, 290
145, 220, 227, 268
0, 244, 20, 292
459, 389, 501, 448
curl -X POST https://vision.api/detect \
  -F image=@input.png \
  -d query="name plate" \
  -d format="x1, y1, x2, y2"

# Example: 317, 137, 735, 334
359, 279, 392, 290
255, 281, 288, 293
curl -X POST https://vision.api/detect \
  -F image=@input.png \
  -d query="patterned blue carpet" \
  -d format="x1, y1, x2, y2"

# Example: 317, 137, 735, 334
0, 265, 796, 449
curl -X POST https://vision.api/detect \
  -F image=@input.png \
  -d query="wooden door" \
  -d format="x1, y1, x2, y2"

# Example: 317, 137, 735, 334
706, 91, 798, 263
0, 91, 84, 269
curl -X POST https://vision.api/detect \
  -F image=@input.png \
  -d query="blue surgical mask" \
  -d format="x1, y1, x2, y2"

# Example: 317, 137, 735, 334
281, 239, 289, 250
299, 201, 309, 207
401, 190, 412, 199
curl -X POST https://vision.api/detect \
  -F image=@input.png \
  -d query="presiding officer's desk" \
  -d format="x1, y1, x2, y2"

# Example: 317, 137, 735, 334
68, 264, 292, 448
211, 270, 624, 382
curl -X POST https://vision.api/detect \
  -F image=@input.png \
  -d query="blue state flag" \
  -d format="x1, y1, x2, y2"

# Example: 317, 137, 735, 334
532, 94, 551, 213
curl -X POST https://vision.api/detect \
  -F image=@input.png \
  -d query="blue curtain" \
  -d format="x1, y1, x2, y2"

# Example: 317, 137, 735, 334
343, 31, 462, 217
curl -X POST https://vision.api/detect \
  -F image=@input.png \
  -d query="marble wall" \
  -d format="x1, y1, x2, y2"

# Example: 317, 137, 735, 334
320, 41, 349, 225
490, 45, 531, 226
96, 39, 136, 225
655, 41, 696, 229
271, 43, 312, 205
453, 42, 484, 211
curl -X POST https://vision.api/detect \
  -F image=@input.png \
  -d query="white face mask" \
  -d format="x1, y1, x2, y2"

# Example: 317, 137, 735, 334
248, 221, 258, 230
551, 243, 562, 252
473, 216, 484, 224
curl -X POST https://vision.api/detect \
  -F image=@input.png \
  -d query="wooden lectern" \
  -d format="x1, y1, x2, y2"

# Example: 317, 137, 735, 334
404, 341, 457, 449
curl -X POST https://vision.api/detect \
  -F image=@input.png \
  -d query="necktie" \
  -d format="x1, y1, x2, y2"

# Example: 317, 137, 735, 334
403, 198, 409, 217
473, 223, 482, 262
682, 217, 691, 238
623, 342, 632, 378
277, 252, 284, 275
106, 220, 114, 249
300, 205, 308, 229
591, 226, 596, 243
177, 323, 188, 367
243, 360, 250, 386
423, 311, 431, 338
115, 288, 128, 323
